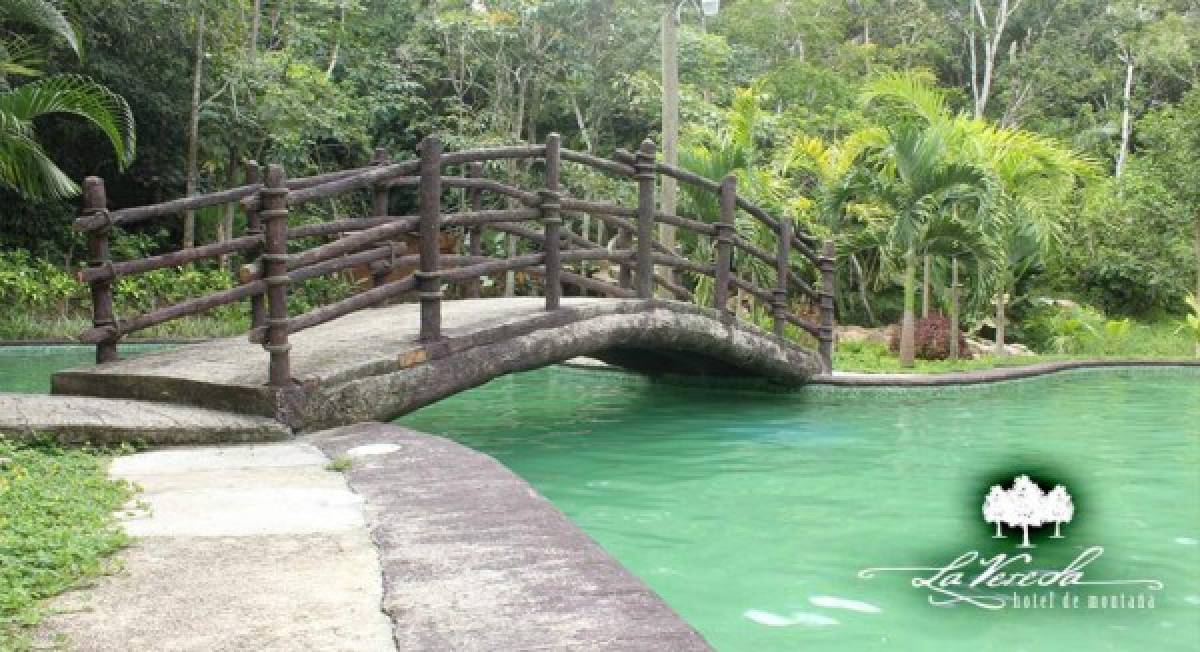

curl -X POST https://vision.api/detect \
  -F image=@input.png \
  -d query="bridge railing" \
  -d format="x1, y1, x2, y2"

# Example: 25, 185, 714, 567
73, 133, 837, 382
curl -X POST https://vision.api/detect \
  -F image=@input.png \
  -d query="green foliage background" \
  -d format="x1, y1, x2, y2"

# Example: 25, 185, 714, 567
0, 0, 1196, 332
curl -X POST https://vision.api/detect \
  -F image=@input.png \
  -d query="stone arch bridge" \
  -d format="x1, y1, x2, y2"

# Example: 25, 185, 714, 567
53, 134, 836, 432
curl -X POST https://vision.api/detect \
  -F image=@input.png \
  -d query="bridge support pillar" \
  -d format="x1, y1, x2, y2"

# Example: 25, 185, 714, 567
418, 136, 443, 341
818, 239, 836, 374
83, 177, 119, 364
261, 164, 293, 387
634, 139, 657, 299
714, 175, 736, 318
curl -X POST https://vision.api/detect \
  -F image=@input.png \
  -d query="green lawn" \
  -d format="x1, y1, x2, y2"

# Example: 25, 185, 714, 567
835, 319, 1196, 374
0, 439, 134, 650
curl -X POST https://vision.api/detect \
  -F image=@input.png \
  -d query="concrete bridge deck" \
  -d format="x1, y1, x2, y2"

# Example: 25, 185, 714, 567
53, 298, 820, 432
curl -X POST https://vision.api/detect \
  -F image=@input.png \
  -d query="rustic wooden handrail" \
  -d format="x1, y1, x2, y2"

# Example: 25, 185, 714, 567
74, 131, 837, 380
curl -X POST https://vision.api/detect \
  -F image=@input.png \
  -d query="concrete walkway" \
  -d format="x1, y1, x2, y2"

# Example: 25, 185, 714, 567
310, 423, 711, 651
0, 393, 290, 445
36, 426, 709, 650
36, 442, 395, 651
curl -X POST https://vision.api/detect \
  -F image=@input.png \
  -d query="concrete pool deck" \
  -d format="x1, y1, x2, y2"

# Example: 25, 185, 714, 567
35, 424, 711, 651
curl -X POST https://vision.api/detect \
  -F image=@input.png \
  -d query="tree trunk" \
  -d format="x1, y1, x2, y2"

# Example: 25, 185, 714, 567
994, 521, 1003, 538
921, 253, 932, 318
218, 147, 237, 269
994, 287, 1007, 356
570, 95, 592, 153
1052, 522, 1062, 538
850, 254, 876, 326
900, 250, 917, 367
1020, 525, 1032, 548
1193, 213, 1199, 303
950, 257, 960, 360
184, 9, 205, 251
1116, 52, 1135, 178
325, 3, 345, 79
969, 0, 1021, 119
248, 0, 261, 59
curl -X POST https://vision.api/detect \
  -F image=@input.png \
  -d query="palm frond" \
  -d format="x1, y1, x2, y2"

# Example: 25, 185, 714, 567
0, 74, 136, 168
0, 129, 77, 198
0, 35, 47, 84
861, 70, 948, 124
0, 0, 80, 56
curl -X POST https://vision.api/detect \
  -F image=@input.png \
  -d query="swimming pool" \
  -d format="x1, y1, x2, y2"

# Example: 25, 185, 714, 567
399, 365, 1200, 651
4, 346, 1196, 650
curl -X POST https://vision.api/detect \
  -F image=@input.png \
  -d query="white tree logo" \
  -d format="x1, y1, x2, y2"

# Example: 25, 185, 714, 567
980, 475, 1074, 548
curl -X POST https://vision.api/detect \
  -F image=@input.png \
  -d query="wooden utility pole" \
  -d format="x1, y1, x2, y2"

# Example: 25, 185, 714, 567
660, 6, 680, 285
184, 8, 205, 250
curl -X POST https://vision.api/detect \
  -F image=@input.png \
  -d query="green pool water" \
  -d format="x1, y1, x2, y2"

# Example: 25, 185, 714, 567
0, 344, 171, 393
1, 348, 1196, 649
398, 366, 1200, 651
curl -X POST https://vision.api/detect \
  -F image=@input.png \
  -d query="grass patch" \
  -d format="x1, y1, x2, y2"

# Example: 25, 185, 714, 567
325, 456, 352, 472
833, 341, 1067, 373
835, 324, 1195, 374
0, 438, 135, 649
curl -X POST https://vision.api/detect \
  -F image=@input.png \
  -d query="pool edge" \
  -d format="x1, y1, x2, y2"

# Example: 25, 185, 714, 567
813, 358, 1200, 386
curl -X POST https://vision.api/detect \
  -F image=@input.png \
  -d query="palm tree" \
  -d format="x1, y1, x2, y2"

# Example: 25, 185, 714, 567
1, 0, 135, 199
678, 87, 789, 317
778, 129, 881, 322
962, 124, 1098, 354
859, 123, 991, 366
864, 72, 1096, 355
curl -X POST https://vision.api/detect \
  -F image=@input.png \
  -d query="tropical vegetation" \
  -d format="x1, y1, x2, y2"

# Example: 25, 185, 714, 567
0, 0, 1195, 368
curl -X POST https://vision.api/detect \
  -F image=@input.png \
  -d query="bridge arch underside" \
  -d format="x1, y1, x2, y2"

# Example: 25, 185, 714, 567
290, 299, 819, 431
52, 299, 820, 433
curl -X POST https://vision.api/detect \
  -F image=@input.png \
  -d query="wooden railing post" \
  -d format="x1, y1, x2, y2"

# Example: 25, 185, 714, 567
542, 133, 563, 310
418, 136, 443, 341
714, 174, 736, 318
465, 162, 485, 299
243, 161, 266, 331
261, 164, 292, 386
774, 216, 791, 337
818, 239, 836, 374
370, 147, 391, 291
82, 177, 119, 363
634, 138, 656, 299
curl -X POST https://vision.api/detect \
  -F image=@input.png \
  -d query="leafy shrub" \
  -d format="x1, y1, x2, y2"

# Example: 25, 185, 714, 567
1178, 294, 1200, 357
1023, 301, 1191, 356
0, 251, 82, 315
1023, 303, 1107, 353
1075, 258, 1182, 317
888, 313, 966, 360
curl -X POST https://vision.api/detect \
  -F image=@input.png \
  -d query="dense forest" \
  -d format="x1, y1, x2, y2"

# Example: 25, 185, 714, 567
1, 0, 1198, 363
